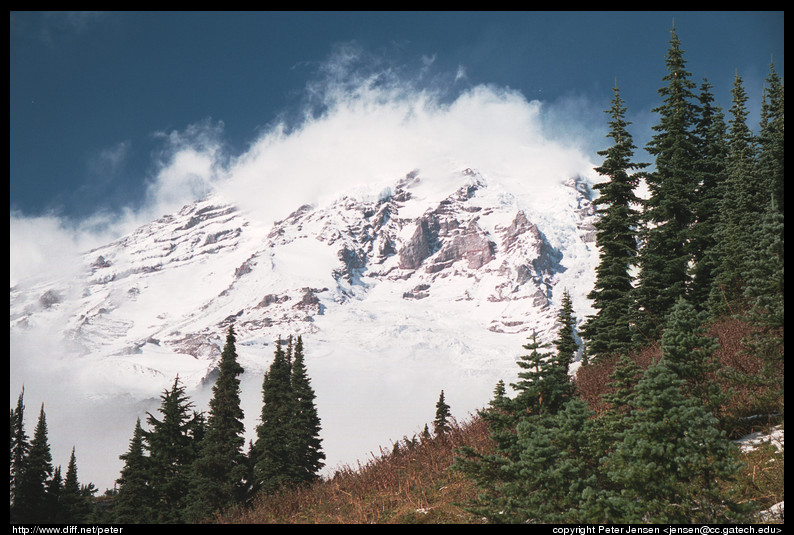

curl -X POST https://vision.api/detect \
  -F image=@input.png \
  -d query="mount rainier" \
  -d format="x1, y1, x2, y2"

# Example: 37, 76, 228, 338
10, 167, 599, 489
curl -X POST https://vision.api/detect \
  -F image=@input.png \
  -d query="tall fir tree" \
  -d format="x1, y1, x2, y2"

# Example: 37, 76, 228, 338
187, 325, 248, 521
288, 336, 325, 483
632, 24, 700, 345
251, 337, 298, 494
10, 388, 29, 517
688, 77, 729, 309
144, 376, 204, 523
44, 465, 62, 523
114, 418, 153, 523
14, 404, 54, 523
709, 72, 760, 316
581, 84, 646, 361
756, 61, 784, 215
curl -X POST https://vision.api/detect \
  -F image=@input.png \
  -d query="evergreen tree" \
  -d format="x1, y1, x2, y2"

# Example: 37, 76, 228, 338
15, 404, 54, 523
114, 419, 153, 523
454, 329, 589, 523
433, 390, 452, 436
582, 84, 646, 361
144, 376, 203, 523
756, 61, 784, 215
511, 328, 573, 419
289, 336, 325, 483
689, 77, 729, 309
513, 398, 600, 523
554, 289, 579, 368
487, 379, 508, 411
44, 465, 62, 523
633, 24, 700, 344
251, 338, 297, 494
187, 326, 248, 521
60, 447, 89, 523
732, 199, 784, 415
10, 388, 29, 516
661, 297, 724, 415
709, 73, 761, 316
588, 352, 643, 467
601, 360, 747, 523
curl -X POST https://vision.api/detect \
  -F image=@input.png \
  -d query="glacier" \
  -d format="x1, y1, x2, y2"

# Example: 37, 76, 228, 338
10, 166, 599, 490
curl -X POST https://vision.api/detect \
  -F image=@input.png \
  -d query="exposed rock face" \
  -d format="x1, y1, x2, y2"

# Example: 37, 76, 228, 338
399, 216, 438, 270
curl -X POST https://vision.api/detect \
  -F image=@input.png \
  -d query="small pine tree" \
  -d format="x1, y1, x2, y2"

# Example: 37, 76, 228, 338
554, 289, 578, 367
512, 329, 573, 416
660, 297, 724, 415
433, 390, 452, 436
60, 447, 89, 523
601, 360, 747, 523
114, 418, 152, 523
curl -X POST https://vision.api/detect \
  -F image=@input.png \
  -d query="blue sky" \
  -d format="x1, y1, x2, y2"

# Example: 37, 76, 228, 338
10, 11, 784, 224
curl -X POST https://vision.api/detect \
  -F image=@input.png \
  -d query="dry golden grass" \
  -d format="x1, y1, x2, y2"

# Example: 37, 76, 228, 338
215, 417, 493, 524
215, 315, 782, 524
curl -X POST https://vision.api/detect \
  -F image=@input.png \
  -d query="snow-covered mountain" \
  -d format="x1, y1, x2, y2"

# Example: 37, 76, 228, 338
10, 167, 599, 489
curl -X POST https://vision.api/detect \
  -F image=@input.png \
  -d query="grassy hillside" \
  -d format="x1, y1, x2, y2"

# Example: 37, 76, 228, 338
216, 417, 493, 524
215, 316, 783, 524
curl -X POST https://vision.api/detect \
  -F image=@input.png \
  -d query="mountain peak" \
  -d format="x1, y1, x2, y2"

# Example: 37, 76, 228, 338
10, 168, 598, 489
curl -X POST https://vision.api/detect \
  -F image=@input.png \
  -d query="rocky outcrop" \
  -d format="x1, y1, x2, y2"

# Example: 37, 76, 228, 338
431, 220, 495, 271
398, 215, 439, 270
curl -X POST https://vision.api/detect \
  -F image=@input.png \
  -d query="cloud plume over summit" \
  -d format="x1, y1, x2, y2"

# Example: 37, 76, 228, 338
11, 48, 600, 288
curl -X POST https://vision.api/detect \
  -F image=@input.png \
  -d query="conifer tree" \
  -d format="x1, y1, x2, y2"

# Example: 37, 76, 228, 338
15, 404, 54, 523
44, 465, 62, 523
511, 329, 573, 419
454, 329, 589, 523
633, 24, 700, 344
581, 84, 645, 361
144, 376, 203, 523
487, 379, 508, 411
709, 73, 760, 316
289, 336, 325, 483
187, 325, 248, 520
661, 297, 724, 415
60, 447, 89, 523
601, 360, 747, 523
689, 77, 729, 309
10, 388, 29, 516
757, 61, 784, 215
511, 398, 600, 523
433, 390, 452, 436
554, 289, 578, 368
588, 352, 643, 465
251, 338, 297, 494
114, 418, 152, 523
733, 200, 784, 415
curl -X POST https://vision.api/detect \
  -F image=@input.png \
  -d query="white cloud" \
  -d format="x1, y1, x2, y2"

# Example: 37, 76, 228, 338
10, 47, 600, 288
